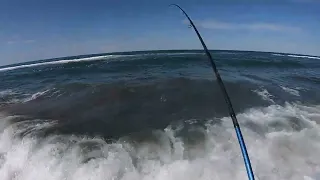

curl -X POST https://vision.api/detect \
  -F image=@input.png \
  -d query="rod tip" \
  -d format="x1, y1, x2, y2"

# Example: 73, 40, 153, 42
169, 4, 180, 8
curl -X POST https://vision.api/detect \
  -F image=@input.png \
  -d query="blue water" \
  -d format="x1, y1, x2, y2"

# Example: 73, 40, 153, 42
0, 50, 319, 180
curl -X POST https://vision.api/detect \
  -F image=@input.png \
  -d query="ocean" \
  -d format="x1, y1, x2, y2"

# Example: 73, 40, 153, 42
0, 50, 319, 180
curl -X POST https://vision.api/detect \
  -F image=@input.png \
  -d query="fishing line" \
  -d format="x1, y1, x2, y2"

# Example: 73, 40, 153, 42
170, 4, 255, 180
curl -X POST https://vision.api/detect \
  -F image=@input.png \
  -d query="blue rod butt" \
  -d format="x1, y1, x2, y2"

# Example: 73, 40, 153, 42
235, 126, 255, 180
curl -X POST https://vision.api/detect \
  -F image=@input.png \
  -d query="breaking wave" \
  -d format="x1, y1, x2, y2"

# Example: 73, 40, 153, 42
287, 55, 320, 60
280, 86, 300, 97
253, 88, 275, 103
272, 53, 320, 60
0, 103, 319, 180
0, 55, 116, 72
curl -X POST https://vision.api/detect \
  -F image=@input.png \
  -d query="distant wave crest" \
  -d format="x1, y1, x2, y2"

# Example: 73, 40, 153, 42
287, 54, 320, 60
0, 55, 115, 72
272, 53, 320, 60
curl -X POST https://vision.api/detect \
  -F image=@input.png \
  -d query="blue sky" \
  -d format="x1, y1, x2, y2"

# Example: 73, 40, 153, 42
0, 0, 319, 65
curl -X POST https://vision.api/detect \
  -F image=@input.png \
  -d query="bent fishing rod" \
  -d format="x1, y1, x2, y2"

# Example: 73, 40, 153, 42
170, 4, 255, 180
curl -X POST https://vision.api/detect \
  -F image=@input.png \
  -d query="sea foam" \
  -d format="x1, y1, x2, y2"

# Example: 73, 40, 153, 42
0, 103, 319, 180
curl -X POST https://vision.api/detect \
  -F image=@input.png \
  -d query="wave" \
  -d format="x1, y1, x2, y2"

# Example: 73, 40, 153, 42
3, 78, 269, 129
0, 55, 117, 72
287, 55, 320, 60
0, 103, 319, 179
224, 59, 304, 68
141, 52, 203, 56
0, 88, 60, 104
0, 90, 17, 97
280, 86, 300, 96
252, 88, 275, 103
272, 53, 320, 60
1, 52, 313, 73
23, 89, 53, 102
0, 53, 204, 73
272, 53, 286, 57
0, 90, 25, 104
290, 75, 320, 85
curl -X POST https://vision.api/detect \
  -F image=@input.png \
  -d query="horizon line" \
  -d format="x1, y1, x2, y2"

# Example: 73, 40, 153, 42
1, 49, 319, 68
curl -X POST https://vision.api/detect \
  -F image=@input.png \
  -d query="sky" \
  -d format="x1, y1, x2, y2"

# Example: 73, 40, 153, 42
0, 0, 319, 65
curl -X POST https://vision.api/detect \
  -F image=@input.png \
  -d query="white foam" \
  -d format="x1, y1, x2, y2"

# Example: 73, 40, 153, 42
22, 89, 51, 102
287, 55, 320, 60
0, 103, 319, 180
253, 88, 275, 103
0, 55, 115, 72
272, 53, 286, 57
0, 89, 56, 103
272, 53, 320, 60
280, 86, 300, 96
0, 90, 19, 97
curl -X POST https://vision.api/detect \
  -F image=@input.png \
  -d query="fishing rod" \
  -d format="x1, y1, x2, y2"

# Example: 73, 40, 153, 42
170, 4, 255, 180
